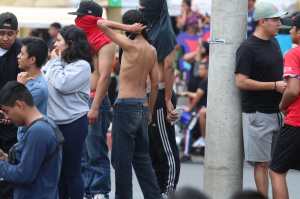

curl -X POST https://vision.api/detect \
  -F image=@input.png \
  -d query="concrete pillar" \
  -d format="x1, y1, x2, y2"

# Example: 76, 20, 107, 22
203, 0, 247, 199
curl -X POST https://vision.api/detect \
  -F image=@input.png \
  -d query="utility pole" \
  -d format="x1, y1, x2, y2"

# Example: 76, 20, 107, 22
203, 0, 247, 199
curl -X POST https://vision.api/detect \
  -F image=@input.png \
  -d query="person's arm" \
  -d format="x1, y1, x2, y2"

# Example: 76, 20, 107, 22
187, 88, 205, 111
0, 126, 50, 184
88, 45, 115, 124
183, 51, 198, 62
104, 19, 145, 33
163, 50, 177, 122
47, 59, 91, 94
149, 51, 159, 118
279, 77, 300, 111
97, 20, 134, 51
235, 74, 286, 93
182, 91, 198, 99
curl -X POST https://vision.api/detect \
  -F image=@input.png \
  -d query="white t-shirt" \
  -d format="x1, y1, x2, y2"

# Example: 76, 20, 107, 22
0, 47, 8, 57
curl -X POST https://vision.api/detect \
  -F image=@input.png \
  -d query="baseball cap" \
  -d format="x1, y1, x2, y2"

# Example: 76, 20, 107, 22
281, 12, 300, 29
0, 12, 18, 30
253, 1, 287, 21
68, 0, 103, 17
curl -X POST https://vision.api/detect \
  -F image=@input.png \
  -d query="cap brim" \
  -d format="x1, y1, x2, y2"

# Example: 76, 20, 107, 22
68, 11, 85, 16
255, 11, 289, 21
270, 11, 288, 19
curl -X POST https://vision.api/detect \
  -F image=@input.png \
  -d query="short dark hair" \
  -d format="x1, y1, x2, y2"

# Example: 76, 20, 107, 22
231, 190, 267, 199
59, 25, 93, 72
0, 81, 34, 107
50, 22, 61, 29
122, 10, 149, 42
170, 187, 210, 199
21, 37, 48, 68
122, 9, 147, 27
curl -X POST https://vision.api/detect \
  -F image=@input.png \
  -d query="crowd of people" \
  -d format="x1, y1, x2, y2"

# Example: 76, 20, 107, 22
0, 0, 180, 199
0, 0, 300, 199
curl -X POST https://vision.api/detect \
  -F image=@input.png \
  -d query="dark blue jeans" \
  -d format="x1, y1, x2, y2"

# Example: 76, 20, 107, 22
82, 96, 112, 195
58, 115, 88, 199
111, 98, 162, 199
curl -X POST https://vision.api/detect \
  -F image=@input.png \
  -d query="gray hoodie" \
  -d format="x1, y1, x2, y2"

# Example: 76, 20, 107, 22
44, 58, 91, 125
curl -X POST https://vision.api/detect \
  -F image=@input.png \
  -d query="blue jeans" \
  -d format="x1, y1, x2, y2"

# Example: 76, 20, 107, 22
82, 96, 112, 195
59, 115, 88, 199
111, 98, 162, 199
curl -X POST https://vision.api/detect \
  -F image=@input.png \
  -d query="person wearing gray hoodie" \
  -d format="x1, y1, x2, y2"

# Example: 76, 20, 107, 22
44, 25, 93, 199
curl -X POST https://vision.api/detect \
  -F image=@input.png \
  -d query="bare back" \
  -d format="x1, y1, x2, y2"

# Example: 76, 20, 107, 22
118, 35, 156, 99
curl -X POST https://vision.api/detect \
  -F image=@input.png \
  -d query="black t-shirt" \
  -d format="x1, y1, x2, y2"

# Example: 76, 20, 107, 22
235, 35, 283, 113
197, 78, 208, 108
187, 61, 200, 92
140, 0, 176, 62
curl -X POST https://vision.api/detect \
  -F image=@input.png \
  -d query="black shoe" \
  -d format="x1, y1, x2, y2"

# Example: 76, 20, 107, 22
180, 155, 192, 162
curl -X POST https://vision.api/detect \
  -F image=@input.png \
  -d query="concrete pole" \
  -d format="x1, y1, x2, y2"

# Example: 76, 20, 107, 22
203, 0, 247, 199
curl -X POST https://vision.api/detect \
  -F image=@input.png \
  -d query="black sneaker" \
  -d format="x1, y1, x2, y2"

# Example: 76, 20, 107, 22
180, 155, 192, 162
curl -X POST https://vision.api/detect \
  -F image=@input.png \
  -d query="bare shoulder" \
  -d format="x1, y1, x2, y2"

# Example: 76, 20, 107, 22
150, 45, 157, 58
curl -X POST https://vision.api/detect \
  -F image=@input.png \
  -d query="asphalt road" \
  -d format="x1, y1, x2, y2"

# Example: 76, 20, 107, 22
109, 156, 300, 199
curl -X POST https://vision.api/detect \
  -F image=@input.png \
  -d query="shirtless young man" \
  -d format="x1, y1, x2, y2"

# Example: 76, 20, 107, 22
139, 0, 180, 197
69, 2, 144, 198
97, 9, 161, 199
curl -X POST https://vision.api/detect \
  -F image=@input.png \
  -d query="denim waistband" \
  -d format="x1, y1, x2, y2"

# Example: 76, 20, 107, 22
114, 98, 147, 105
114, 98, 149, 111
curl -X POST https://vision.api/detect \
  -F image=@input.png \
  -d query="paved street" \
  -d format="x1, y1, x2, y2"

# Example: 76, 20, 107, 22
109, 156, 300, 199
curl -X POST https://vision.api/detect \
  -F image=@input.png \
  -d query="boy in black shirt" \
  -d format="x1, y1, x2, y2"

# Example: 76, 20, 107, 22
235, 1, 287, 197
181, 62, 208, 161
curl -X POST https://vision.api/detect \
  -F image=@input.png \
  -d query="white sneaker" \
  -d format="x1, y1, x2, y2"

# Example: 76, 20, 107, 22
192, 137, 205, 147
93, 194, 109, 199
83, 194, 92, 199
161, 192, 169, 199
108, 123, 112, 132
